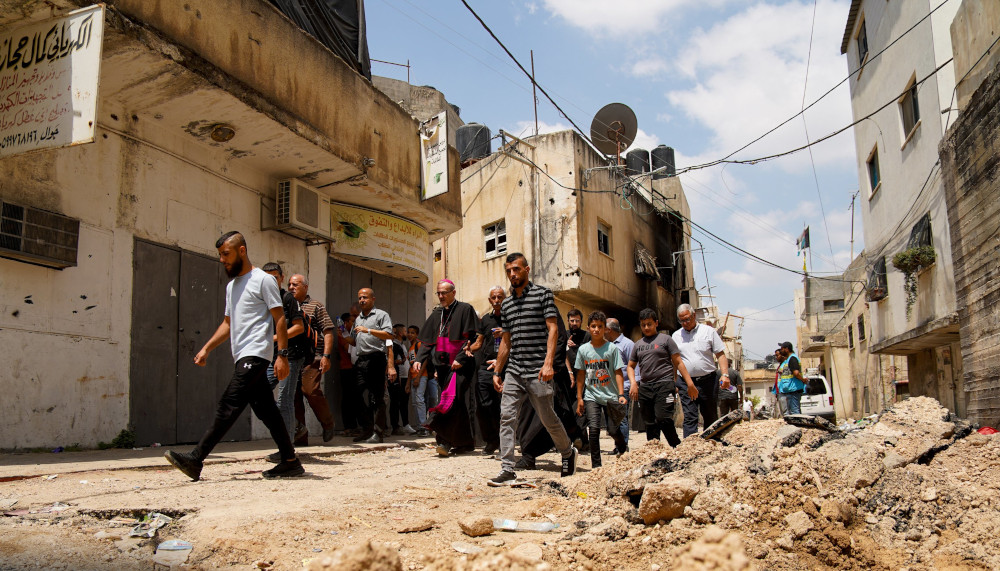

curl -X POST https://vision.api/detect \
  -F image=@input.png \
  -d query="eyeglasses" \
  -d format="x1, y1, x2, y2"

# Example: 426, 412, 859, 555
435, 291, 454, 297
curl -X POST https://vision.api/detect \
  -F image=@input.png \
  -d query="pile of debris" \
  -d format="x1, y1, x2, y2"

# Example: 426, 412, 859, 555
310, 397, 999, 570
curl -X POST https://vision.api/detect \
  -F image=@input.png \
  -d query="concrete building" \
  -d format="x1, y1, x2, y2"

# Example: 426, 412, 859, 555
939, 0, 1000, 428
435, 130, 696, 334
841, 0, 964, 415
0, 0, 461, 449
795, 253, 909, 422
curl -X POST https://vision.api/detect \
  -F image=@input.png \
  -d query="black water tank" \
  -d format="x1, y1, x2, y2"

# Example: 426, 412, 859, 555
651, 145, 675, 179
456, 123, 491, 163
626, 148, 650, 176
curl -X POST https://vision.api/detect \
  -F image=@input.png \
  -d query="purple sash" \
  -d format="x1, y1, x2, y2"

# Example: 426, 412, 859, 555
426, 336, 464, 418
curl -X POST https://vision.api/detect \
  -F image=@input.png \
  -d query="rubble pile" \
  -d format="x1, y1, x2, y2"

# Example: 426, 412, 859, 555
400, 396, 999, 570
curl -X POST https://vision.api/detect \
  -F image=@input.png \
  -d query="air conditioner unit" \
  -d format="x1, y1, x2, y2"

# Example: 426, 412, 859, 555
0, 200, 79, 269
275, 179, 332, 240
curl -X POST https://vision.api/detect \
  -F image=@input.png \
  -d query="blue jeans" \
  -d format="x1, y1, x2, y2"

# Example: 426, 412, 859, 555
783, 390, 803, 415
267, 356, 306, 439
412, 374, 440, 426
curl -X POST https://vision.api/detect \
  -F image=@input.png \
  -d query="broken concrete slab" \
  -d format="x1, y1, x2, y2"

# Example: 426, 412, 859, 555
637, 477, 699, 525
701, 409, 744, 441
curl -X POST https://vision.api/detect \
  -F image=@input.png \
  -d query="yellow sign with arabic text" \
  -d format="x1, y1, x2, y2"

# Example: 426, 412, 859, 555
330, 203, 430, 280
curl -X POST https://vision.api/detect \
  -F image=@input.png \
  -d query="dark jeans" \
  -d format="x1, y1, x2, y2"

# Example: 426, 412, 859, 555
718, 397, 740, 418
678, 372, 719, 438
353, 353, 387, 435
339, 366, 357, 430
388, 379, 409, 429
638, 381, 680, 447
585, 400, 626, 466
476, 366, 501, 447
193, 356, 295, 462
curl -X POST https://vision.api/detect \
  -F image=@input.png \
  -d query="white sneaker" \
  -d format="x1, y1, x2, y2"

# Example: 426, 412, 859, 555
401, 424, 417, 435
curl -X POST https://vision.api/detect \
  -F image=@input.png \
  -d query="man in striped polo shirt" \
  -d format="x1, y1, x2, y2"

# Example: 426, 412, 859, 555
489, 253, 577, 485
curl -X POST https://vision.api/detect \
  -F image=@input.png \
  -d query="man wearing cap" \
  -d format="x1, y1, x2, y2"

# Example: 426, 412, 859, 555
671, 304, 728, 437
777, 342, 806, 415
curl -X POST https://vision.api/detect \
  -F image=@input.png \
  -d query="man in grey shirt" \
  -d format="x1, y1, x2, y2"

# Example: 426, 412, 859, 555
164, 231, 303, 481
348, 288, 396, 443
672, 303, 728, 437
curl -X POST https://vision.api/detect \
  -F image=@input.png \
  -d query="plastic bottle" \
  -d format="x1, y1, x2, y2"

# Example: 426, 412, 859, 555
492, 519, 558, 532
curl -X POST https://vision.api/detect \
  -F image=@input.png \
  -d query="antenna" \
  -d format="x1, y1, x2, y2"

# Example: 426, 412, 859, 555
590, 103, 637, 164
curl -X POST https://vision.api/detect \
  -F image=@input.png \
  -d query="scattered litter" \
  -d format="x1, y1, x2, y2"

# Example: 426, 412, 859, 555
510, 481, 538, 489
312, 548, 322, 552
576, 491, 589, 499
79, 480, 88, 485
492, 519, 558, 532
51, 447, 63, 453
151, 443, 162, 447
129, 512, 173, 538
50, 502, 70, 512
43, 475, 57, 480
451, 541, 484, 555
350, 515, 372, 528
153, 538, 193, 566
254, 560, 273, 569
978, 426, 997, 435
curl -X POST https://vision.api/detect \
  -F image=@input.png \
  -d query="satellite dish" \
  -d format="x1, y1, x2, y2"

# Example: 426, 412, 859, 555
590, 103, 638, 157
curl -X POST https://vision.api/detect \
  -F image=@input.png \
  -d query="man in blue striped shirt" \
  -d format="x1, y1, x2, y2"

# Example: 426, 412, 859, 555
488, 253, 577, 486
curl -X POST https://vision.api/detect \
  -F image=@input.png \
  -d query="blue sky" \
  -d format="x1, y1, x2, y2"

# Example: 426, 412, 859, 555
365, 0, 860, 360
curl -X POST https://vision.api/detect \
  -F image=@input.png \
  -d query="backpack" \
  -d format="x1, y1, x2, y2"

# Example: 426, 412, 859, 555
298, 301, 320, 357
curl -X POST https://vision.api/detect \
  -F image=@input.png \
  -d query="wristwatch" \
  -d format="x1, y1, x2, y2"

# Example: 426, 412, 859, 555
322, 353, 332, 359
277, 349, 289, 357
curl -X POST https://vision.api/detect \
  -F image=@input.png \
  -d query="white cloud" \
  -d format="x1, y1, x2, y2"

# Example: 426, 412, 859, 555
539, 0, 698, 34
631, 57, 670, 77
717, 269, 756, 287
505, 120, 572, 138
666, 0, 855, 172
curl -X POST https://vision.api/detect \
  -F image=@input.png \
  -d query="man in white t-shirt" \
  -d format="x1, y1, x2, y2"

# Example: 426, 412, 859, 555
671, 303, 729, 437
164, 231, 303, 481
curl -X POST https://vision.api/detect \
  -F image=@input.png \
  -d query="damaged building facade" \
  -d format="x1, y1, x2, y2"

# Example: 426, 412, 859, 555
0, 0, 461, 449
939, 0, 1000, 428
434, 130, 696, 334
840, 0, 964, 416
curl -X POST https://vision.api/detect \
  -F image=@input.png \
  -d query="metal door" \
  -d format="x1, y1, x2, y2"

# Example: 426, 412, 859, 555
130, 240, 180, 446
176, 251, 245, 442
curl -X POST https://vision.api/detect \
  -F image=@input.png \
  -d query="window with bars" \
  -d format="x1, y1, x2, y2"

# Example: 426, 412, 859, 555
483, 220, 507, 259
858, 314, 866, 342
908, 213, 932, 248
597, 221, 611, 256
848, 324, 855, 349
867, 256, 888, 301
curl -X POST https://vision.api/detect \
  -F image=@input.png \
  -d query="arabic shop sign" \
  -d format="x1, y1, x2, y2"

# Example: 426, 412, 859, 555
330, 202, 430, 279
420, 111, 448, 200
0, 5, 104, 158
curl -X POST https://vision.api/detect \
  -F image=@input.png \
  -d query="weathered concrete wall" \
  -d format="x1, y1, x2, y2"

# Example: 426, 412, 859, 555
951, 0, 1000, 111
436, 131, 685, 334
940, 58, 1000, 428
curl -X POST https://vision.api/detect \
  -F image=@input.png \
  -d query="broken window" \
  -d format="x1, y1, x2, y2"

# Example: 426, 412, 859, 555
867, 256, 888, 301
907, 213, 932, 248
483, 220, 507, 259
823, 299, 844, 312
597, 221, 611, 256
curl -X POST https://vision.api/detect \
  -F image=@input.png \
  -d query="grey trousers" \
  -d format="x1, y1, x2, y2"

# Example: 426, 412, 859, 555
499, 371, 572, 472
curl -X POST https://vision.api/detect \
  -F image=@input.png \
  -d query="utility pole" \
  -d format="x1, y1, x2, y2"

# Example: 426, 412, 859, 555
531, 50, 538, 137
849, 190, 859, 260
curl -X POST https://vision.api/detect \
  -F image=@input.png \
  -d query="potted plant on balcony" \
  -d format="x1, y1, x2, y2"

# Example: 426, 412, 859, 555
891, 245, 935, 318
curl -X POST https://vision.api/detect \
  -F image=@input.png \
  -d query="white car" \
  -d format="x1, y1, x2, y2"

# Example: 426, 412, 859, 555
799, 373, 835, 422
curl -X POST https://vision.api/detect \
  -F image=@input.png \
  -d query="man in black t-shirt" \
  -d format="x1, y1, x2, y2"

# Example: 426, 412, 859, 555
262, 263, 311, 447
476, 286, 506, 455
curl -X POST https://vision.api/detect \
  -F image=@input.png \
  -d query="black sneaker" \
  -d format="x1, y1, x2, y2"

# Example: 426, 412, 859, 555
482, 443, 499, 456
514, 457, 536, 470
487, 470, 517, 487
352, 432, 373, 443
164, 450, 203, 481
362, 432, 383, 444
265, 451, 281, 463
262, 458, 305, 479
322, 426, 336, 442
561, 448, 577, 477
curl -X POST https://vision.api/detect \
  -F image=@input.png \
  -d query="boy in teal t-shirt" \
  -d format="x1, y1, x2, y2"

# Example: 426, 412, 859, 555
574, 311, 628, 468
